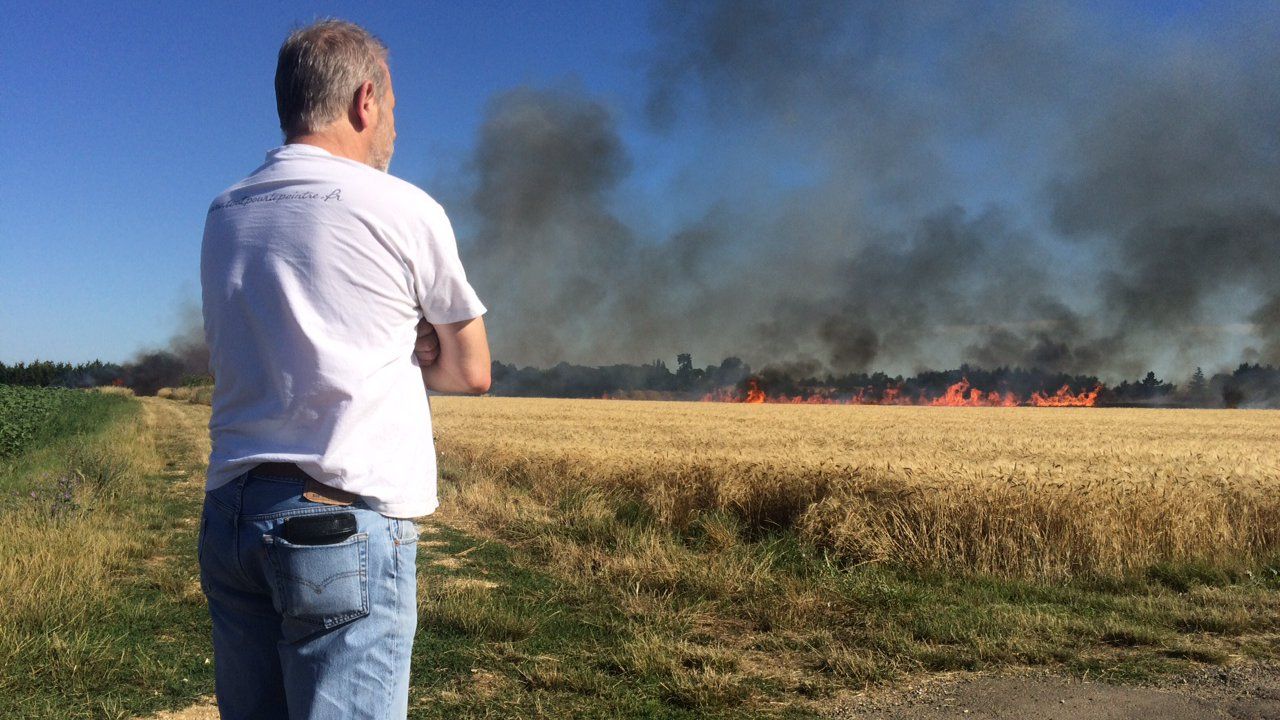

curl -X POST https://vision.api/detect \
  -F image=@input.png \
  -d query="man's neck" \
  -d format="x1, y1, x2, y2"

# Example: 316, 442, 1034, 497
285, 132, 370, 167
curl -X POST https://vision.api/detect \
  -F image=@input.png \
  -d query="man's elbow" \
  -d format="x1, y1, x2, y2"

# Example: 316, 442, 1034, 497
463, 366, 491, 394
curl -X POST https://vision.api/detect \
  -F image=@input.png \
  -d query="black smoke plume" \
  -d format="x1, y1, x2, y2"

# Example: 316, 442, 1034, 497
455, 1, 1280, 381
117, 303, 210, 395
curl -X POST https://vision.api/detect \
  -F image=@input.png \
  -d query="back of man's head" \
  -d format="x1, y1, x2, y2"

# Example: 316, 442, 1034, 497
275, 19, 388, 138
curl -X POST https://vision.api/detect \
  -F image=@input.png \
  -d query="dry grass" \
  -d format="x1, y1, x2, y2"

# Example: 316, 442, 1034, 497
432, 397, 1280, 579
0, 400, 163, 630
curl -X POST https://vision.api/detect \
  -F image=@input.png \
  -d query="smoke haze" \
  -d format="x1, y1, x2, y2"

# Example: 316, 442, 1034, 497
457, 0, 1280, 380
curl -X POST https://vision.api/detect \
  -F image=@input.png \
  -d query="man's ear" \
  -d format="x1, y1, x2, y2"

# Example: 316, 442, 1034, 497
350, 79, 377, 132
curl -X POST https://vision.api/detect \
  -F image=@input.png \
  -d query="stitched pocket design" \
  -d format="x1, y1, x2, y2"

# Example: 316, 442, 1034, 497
262, 531, 370, 641
197, 513, 210, 595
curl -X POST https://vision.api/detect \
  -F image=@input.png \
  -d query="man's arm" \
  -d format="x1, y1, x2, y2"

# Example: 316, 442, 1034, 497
419, 316, 490, 394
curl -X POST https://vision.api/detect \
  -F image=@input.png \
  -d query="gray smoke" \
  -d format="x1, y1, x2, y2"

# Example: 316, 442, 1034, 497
462, 87, 743, 367
1047, 40, 1280, 375
456, 1, 1280, 379
463, 88, 636, 367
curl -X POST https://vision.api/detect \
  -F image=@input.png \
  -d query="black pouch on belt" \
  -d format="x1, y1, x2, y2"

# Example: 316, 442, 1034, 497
281, 512, 358, 545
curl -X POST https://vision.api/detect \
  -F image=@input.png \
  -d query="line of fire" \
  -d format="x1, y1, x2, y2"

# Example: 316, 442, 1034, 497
702, 377, 1099, 407
562, 356, 1280, 409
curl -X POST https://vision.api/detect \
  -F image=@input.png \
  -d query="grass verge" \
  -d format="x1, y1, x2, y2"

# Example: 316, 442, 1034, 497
410, 460, 1280, 717
0, 394, 215, 720
409, 517, 825, 719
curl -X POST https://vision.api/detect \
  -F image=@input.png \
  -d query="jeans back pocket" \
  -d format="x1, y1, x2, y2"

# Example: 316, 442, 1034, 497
262, 530, 371, 642
393, 518, 420, 546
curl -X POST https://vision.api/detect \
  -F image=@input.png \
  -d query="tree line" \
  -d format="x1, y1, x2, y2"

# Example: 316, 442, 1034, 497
5, 356, 1280, 408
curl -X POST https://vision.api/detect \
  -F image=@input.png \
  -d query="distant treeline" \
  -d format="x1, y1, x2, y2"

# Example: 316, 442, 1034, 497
6, 356, 1280, 408
0, 359, 211, 396
0, 360, 125, 389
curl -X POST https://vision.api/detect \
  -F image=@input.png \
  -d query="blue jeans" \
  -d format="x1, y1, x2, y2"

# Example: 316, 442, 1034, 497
198, 468, 419, 719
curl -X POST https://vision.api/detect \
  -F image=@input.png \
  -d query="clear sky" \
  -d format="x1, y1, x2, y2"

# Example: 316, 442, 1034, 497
2, 1, 1274, 379
0, 1, 655, 364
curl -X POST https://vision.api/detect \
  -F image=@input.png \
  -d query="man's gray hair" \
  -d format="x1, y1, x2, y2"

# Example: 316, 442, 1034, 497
275, 19, 389, 137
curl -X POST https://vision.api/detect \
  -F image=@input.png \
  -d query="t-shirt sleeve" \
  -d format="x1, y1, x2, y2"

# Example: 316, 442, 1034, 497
413, 203, 487, 324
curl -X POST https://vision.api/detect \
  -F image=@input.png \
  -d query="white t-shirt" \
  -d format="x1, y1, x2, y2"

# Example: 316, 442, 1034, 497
200, 143, 486, 518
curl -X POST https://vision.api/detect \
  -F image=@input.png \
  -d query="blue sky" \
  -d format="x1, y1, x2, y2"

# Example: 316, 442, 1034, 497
0, 1, 656, 364
2, 1, 1273, 378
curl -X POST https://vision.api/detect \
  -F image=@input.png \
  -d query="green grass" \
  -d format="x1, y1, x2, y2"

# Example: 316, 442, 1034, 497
0, 386, 137, 521
408, 521, 819, 719
0, 385, 130, 453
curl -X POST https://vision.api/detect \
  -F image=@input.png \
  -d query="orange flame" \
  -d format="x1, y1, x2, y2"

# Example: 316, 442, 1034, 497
699, 377, 1102, 407
929, 379, 1019, 407
1030, 384, 1101, 407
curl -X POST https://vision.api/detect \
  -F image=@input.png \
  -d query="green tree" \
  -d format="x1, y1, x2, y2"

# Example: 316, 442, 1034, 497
1187, 367, 1208, 405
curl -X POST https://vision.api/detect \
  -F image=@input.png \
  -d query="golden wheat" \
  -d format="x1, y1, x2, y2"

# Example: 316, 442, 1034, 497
431, 397, 1280, 579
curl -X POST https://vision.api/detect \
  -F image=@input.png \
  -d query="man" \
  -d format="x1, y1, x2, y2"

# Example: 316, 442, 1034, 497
197, 19, 490, 720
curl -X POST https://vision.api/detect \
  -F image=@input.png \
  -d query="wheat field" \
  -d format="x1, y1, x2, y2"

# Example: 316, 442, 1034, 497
432, 397, 1280, 579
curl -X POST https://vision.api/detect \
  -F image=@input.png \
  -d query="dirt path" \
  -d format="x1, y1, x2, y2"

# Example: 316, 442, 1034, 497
831, 662, 1280, 719
138, 396, 212, 485
137, 696, 219, 720
147, 662, 1280, 720
132, 398, 218, 720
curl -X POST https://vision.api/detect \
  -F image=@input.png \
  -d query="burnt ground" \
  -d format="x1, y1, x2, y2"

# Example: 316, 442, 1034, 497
829, 662, 1280, 720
